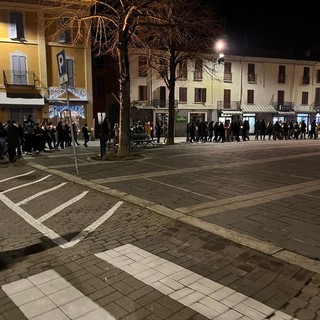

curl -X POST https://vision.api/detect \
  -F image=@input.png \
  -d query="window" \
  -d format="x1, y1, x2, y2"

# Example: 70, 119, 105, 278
194, 88, 206, 103
224, 62, 232, 82
247, 90, 254, 104
277, 90, 284, 105
278, 65, 286, 83
248, 63, 256, 83
179, 87, 187, 102
317, 70, 320, 83
58, 18, 72, 43
67, 58, 74, 87
223, 89, 231, 108
138, 85, 147, 101
302, 67, 310, 84
11, 54, 27, 84
9, 11, 25, 39
158, 58, 167, 77
315, 88, 320, 107
301, 91, 308, 105
194, 60, 203, 81
138, 57, 148, 77
178, 61, 187, 79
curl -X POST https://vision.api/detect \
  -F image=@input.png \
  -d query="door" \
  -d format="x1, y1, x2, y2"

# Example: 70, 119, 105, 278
12, 54, 27, 85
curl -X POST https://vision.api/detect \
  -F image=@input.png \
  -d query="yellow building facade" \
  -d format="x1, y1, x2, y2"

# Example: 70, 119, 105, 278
0, 0, 93, 130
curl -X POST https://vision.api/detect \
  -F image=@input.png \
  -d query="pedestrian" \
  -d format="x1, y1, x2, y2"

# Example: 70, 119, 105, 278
5, 120, 19, 163
82, 123, 90, 147
156, 122, 161, 143
113, 123, 119, 144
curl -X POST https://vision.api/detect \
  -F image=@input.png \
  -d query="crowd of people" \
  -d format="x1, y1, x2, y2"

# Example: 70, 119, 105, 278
0, 115, 90, 163
186, 119, 320, 143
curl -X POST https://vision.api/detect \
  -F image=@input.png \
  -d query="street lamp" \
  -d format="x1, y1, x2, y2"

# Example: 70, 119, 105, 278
214, 39, 226, 64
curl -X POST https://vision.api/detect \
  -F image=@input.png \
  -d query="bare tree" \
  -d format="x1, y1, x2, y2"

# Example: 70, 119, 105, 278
46, 0, 165, 156
143, 0, 222, 144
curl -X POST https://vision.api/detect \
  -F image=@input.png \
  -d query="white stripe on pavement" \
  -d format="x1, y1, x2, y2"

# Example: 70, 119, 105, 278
0, 170, 35, 183
38, 191, 89, 222
1, 269, 115, 320
16, 182, 67, 206
1, 174, 52, 194
95, 244, 299, 320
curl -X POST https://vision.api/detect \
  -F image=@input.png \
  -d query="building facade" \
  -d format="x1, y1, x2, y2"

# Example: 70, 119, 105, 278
0, 0, 93, 131
129, 52, 320, 136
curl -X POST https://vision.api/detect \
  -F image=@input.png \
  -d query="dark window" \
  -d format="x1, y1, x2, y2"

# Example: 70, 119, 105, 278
315, 88, 320, 107
138, 85, 147, 101
317, 70, 320, 83
247, 90, 254, 104
58, 18, 72, 43
158, 58, 167, 77
278, 65, 286, 83
179, 87, 187, 102
277, 90, 284, 105
301, 91, 308, 105
194, 60, 203, 81
178, 61, 187, 79
194, 88, 206, 103
224, 62, 232, 82
67, 59, 74, 87
224, 89, 231, 108
138, 57, 148, 77
302, 67, 310, 84
248, 63, 256, 82
9, 11, 25, 39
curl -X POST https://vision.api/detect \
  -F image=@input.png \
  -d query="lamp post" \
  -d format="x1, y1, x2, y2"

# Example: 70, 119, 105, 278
97, 112, 106, 160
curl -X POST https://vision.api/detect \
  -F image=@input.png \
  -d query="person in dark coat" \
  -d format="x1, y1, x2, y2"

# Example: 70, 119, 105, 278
5, 120, 20, 162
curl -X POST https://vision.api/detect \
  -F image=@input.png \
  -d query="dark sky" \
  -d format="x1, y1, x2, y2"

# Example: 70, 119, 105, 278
211, 1, 319, 57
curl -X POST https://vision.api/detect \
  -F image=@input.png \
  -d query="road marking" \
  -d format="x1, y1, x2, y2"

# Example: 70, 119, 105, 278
16, 182, 67, 206
1, 175, 52, 194
95, 244, 299, 320
0, 170, 35, 183
38, 191, 88, 222
146, 177, 217, 200
1, 269, 115, 319
0, 188, 123, 248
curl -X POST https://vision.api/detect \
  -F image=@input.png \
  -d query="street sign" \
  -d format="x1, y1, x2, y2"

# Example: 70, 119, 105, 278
57, 49, 68, 85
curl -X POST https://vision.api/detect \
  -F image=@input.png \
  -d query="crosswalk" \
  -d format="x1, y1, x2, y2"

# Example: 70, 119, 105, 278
1, 270, 115, 320
1, 245, 299, 320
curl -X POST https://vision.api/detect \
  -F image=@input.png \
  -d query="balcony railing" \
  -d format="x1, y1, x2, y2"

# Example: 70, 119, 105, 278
223, 72, 232, 82
217, 101, 240, 109
272, 102, 294, 111
3, 70, 37, 87
151, 99, 178, 108
193, 71, 203, 81
248, 73, 256, 83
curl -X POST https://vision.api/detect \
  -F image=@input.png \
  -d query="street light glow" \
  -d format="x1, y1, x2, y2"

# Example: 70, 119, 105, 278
215, 39, 225, 53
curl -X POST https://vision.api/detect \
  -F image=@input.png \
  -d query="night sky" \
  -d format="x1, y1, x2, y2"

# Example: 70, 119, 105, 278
211, 0, 319, 57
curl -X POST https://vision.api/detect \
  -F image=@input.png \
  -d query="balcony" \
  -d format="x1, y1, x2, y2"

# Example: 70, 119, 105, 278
151, 99, 178, 108
223, 72, 232, 82
217, 101, 240, 110
3, 69, 42, 98
3, 70, 38, 88
272, 102, 294, 111
248, 73, 256, 83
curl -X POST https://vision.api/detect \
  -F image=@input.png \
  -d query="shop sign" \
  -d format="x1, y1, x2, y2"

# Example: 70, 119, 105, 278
176, 116, 187, 122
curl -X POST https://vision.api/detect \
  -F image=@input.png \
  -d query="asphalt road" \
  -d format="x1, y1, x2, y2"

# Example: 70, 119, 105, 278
0, 137, 320, 320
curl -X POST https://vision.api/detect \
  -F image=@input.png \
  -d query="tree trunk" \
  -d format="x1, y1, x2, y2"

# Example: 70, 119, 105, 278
117, 33, 131, 157
166, 53, 176, 145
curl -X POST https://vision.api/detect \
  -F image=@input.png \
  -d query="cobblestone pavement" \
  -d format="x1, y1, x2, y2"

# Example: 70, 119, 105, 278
0, 138, 320, 319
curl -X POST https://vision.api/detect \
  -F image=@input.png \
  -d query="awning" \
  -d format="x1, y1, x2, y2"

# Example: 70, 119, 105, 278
241, 105, 276, 113
294, 105, 317, 113
277, 111, 295, 115
221, 110, 242, 115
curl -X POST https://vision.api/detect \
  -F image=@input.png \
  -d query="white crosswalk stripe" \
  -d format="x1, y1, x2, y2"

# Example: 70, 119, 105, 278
1, 270, 115, 320
95, 244, 299, 320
